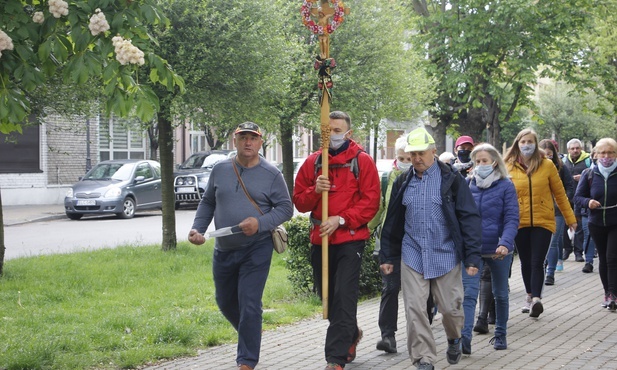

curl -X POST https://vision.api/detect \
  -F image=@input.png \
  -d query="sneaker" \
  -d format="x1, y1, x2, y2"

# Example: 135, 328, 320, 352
417, 362, 434, 370
521, 295, 532, 313
473, 317, 489, 334
609, 294, 617, 312
545, 275, 555, 286
582, 263, 594, 273
575, 255, 585, 262
462, 336, 472, 355
530, 299, 544, 318
602, 294, 610, 308
556, 260, 564, 272
325, 363, 343, 370
376, 336, 397, 353
346, 327, 363, 363
446, 338, 462, 365
489, 336, 507, 350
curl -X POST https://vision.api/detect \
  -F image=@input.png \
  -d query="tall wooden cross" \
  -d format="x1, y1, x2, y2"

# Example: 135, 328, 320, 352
302, 0, 349, 319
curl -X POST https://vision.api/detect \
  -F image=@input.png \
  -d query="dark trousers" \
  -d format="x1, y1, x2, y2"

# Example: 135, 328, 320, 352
213, 240, 273, 369
563, 222, 584, 256
515, 227, 552, 298
311, 241, 364, 366
377, 261, 434, 339
589, 224, 617, 296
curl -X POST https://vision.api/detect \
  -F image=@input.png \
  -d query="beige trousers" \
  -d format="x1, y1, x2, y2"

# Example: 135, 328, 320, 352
401, 262, 464, 365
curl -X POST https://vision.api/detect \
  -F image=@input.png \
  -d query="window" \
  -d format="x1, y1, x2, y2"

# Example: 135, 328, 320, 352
0, 122, 41, 173
99, 116, 146, 160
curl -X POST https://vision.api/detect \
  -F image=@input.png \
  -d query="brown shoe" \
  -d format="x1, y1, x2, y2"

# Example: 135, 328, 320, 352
238, 365, 253, 370
346, 327, 363, 363
325, 363, 343, 370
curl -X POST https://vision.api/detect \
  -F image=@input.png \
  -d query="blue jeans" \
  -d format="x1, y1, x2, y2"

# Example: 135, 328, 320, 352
485, 254, 512, 338
546, 215, 565, 276
462, 260, 483, 341
213, 240, 273, 369
582, 216, 596, 263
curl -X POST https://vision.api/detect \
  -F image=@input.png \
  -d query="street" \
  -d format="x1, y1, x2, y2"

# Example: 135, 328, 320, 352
4, 209, 214, 260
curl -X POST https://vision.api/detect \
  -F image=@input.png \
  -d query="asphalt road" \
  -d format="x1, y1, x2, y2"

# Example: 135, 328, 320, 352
4, 209, 214, 260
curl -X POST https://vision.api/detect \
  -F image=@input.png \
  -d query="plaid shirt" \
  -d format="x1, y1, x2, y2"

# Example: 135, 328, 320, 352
402, 161, 458, 279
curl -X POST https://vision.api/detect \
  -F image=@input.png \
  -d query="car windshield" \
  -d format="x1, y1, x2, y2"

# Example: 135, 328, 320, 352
202, 154, 228, 168
84, 163, 135, 181
180, 154, 206, 169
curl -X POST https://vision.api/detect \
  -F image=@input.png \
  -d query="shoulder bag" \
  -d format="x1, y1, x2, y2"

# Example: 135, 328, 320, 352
232, 160, 288, 253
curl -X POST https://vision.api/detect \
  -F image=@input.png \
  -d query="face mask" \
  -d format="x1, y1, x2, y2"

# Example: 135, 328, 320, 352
599, 157, 616, 168
397, 161, 412, 171
329, 130, 349, 150
475, 164, 495, 179
457, 149, 472, 163
520, 144, 536, 157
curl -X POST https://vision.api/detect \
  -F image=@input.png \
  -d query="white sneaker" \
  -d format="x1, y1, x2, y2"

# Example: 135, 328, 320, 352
521, 295, 532, 313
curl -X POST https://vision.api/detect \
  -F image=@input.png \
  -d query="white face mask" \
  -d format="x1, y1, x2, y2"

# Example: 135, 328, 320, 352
520, 144, 536, 157
397, 161, 412, 171
329, 130, 350, 150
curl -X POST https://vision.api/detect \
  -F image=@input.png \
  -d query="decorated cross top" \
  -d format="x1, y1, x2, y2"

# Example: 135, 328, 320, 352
300, 0, 349, 320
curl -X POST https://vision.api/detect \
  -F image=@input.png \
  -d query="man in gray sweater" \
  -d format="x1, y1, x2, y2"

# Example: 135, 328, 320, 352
188, 122, 293, 370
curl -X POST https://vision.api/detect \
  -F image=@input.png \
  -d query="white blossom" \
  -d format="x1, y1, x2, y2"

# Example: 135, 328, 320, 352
49, 0, 69, 18
88, 9, 110, 36
112, 36, 146, 66
0, 30, 14, 56
33, 11, 45, 24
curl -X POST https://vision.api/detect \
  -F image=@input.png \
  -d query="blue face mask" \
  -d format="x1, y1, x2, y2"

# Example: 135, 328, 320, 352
475, 163, 495, 179
520, 144, 536, 157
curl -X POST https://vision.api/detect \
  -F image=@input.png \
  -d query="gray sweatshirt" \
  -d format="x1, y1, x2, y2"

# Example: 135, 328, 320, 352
191, 157, 293, 251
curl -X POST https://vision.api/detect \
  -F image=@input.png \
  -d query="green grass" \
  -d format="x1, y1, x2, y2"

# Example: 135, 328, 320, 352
0, 241, 321, 370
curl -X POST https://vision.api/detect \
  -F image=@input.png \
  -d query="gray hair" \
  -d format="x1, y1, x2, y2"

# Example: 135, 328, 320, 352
395, 134, 408, 152
471, 143, 510, 179
566, 138, 582, 150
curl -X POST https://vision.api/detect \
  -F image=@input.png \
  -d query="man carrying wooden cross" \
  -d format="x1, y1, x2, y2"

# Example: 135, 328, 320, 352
293, 111, 380, 370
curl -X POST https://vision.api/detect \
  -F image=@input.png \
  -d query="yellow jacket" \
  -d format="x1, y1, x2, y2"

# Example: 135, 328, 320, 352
508, 159, 576, 233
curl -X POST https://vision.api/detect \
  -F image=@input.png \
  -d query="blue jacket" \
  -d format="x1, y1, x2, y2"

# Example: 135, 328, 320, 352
469, 178, 520, 255
379, 160, 482, 269
574, 166, 617, 227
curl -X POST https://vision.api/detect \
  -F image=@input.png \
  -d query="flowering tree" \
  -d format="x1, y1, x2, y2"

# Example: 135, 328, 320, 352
0, 0, 184, 275
0, 0, 184, 134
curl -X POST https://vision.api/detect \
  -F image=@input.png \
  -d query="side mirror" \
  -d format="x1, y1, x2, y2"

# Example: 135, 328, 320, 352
134, 176, 146, 183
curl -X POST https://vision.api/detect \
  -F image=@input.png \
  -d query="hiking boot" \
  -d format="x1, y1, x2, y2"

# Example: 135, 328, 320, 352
446, 338, 462, 365
489, 336, 507, 350
530, 299, 544, 318
582, 263, 594, 273
521, 295, 532, 313
376, 336, 397, 353
473, 317, 489, 334
545, 275, 555, 286
462, 336, 471, 355
556, 260, 564, 272
346, 327, 363, 363
324, 363, 343, 370
238, 365, 253, 370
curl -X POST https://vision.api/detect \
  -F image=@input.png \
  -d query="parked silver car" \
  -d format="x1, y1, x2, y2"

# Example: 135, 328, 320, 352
64, 159, 162, 220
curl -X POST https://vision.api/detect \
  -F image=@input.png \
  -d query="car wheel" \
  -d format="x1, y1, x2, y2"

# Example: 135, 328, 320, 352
117, 197, 136, 219
66, 212, 83, 220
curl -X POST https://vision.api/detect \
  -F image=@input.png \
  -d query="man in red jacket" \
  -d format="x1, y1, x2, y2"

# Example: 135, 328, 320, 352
293, 111, 380, 370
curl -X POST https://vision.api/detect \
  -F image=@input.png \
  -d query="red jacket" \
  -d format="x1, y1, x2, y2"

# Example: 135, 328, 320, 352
293, 140, 380, 245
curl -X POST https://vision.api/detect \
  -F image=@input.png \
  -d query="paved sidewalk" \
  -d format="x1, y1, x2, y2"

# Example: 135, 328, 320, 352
143, 257, 617, 370
2, 204, 65, 226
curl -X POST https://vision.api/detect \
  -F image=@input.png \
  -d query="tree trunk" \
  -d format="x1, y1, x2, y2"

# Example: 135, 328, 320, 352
280, 120, 295, 197
0, 187, 5, 276
158, 114, 177, 251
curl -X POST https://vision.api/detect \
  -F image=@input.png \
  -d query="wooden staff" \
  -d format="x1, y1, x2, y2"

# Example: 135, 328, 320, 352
303, 0, 349, 319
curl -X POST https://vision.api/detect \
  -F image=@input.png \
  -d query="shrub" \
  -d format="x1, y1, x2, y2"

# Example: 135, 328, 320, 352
284, 215, 381, 298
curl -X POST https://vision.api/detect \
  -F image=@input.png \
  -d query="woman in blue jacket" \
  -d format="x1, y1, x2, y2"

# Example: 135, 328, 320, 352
463, 144, 519, 352
574, 138, 617, 310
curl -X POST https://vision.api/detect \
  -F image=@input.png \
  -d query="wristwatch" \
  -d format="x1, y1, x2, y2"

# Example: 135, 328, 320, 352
339, 216, 345, 226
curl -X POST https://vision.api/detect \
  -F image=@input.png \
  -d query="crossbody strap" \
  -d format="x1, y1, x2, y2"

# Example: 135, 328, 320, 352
232, 159, 264, 216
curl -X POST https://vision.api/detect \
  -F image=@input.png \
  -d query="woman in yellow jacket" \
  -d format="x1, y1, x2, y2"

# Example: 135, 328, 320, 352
504, 128, 577, 318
